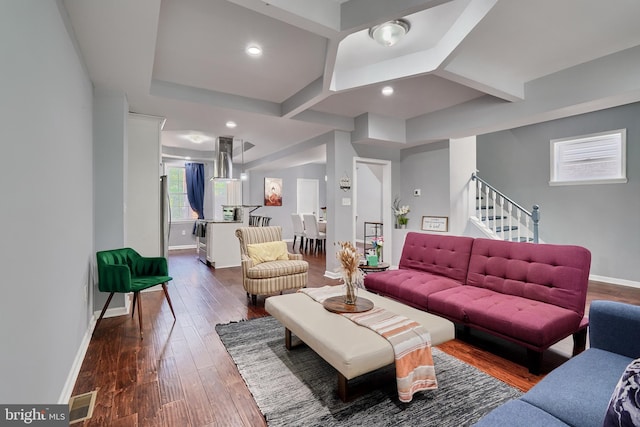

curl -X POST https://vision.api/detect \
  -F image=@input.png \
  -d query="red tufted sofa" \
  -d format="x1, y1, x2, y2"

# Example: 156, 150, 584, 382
364, 232, 592, 374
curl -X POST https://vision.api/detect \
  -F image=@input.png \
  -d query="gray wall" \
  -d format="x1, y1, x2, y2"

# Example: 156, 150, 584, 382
477, 102, 640, 283
93, 86, 128, 312
246, 163, 327, 239
0, 1, 94, 402
399, 141, 451, 228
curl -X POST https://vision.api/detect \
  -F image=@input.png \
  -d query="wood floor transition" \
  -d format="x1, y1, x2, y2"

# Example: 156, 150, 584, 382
71, 245, 640, 426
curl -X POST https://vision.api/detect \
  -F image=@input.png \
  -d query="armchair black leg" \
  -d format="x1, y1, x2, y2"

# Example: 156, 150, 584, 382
135, 291, 144, 339
94, 292, 115, 335
251, 294, 257, 305
162, 283, 176, 320
131, 292, 137, 318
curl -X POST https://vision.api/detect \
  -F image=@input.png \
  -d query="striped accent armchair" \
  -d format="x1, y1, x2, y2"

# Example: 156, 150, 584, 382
235, 226, 308, 305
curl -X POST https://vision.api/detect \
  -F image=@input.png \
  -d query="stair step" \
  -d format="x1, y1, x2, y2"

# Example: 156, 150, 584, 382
506, 236, 534, 242
495, 226, 519, 232
481, 215, 508, 221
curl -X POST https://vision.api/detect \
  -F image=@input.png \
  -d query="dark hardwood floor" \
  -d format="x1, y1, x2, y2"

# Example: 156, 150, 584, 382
72, 245, 640, 426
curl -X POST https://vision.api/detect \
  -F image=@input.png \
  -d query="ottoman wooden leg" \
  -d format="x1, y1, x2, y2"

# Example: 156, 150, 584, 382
285, 328, 292, 350
337, 372, 349, 402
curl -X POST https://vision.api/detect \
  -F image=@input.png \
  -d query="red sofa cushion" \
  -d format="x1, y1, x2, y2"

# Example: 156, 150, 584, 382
364, 269, 461, 310
466, 238, 591, 317
398, 232, 474, 283
428, 286, 582, 347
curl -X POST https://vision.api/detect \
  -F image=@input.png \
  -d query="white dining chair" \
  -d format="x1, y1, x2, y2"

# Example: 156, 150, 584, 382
290, 213, 307, 251
303, 214, 326, 252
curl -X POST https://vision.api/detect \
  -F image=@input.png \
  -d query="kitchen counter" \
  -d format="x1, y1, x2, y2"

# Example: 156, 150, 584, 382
197, 217, 248, 268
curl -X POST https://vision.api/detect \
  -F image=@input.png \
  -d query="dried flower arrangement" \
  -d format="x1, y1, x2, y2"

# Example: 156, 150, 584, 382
336, 241, 364, 304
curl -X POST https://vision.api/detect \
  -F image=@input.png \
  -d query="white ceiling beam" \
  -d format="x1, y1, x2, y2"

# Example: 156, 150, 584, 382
332, 0, 497, 92
150, 80, 281, 117
227, 0, 341, 37
340, 0, 453, 32
435, 68, 524, 102
291, 110, 354, 132
407, 45, 640, 143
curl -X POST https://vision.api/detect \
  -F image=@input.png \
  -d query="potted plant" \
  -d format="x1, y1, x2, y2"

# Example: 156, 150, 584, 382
392, 197, 410, 229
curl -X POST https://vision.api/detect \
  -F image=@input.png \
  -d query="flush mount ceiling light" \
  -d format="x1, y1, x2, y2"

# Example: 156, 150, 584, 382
245, 44, 262, 57
369, 19, 410, 47
226, 121, 237, 129
184, 134, 208, 144
381, 86, 394, 96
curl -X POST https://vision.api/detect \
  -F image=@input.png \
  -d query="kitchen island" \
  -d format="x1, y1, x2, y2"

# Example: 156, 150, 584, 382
197, 219, 245, 268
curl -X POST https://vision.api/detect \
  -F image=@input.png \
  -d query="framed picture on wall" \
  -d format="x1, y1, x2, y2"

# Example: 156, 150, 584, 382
421, 216, 448, 232
264, 177, 283, 206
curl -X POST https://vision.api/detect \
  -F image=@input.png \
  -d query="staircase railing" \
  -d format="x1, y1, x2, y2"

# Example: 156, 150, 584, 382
471, 172, 540, 243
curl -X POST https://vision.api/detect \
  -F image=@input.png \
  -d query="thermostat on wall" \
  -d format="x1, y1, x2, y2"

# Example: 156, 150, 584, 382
414, 189, 421, 196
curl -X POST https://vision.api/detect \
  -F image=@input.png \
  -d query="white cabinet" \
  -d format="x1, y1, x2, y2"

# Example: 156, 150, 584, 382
206, 222, 242, 268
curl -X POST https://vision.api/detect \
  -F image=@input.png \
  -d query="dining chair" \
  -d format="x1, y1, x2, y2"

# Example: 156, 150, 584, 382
303, 214, 327, 252
95, 247, 175, 339
290, 213, 307, 251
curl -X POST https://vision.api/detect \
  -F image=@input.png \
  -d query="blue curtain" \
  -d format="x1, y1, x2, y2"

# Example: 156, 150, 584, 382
185, 163, 205, 233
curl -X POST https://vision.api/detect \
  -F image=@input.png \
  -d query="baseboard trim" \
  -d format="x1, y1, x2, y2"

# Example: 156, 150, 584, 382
590, 274, 640, 289
324, 270, 341, 280
169, 244, 196, 250
59, 295, 134, 403
58, 315, 96, 404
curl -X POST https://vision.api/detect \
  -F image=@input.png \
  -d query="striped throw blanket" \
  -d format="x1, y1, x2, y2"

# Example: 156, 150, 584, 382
299, 286, 437, 402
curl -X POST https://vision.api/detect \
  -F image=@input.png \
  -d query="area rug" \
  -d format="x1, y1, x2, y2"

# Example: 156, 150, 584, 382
216, 316, 521, 427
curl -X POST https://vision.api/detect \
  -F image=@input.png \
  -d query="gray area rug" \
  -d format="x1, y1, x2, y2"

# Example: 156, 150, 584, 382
216, 316, 521, 427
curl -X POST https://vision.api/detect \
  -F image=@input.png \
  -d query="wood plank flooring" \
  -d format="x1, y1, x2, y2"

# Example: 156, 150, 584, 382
72, 246, 640, 426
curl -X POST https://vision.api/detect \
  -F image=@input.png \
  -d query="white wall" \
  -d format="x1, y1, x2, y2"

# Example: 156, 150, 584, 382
0, 1, 94, 403
356, 163, 383, 241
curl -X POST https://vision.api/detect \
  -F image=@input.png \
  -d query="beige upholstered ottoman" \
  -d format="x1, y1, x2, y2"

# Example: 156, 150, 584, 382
265, 288, 455, 401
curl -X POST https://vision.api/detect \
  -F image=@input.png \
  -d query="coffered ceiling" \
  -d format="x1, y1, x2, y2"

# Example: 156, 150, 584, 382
63, 0, 640, 170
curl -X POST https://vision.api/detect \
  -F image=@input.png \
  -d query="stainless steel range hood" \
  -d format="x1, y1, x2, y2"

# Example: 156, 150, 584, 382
214, 136, 234, 180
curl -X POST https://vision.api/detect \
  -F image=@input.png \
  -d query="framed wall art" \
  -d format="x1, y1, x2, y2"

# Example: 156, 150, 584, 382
421, 216, 448, 232
264, 177, 283, 206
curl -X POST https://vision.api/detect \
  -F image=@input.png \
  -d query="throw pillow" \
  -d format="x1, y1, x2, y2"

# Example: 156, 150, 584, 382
603, 357, 640, 427
247, 241, 289, 265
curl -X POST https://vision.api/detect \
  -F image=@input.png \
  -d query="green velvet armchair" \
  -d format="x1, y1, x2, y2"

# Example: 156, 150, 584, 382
95, 247, 175, 339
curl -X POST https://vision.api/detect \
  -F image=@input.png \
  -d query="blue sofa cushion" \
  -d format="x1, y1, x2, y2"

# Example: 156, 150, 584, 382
473, 399, 568, 426
522, 348, 632, 427
603, 357, 640, 427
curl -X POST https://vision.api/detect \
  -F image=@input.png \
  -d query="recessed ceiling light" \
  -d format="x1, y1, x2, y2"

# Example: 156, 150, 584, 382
226, 121, 237, 129
381, 86, 394, 96
246, 44, 262, 57
185, 134, 207, 143
369, 19, 410, 47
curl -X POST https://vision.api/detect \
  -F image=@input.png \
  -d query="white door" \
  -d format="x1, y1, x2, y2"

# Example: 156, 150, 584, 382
297, 179, 319, 216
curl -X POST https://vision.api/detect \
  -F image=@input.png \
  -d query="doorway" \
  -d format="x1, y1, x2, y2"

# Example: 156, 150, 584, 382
353, 158, 392, 263
297, 178, 319, 216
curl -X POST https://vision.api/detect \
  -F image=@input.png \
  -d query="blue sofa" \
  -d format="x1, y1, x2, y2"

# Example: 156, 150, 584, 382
474, 300, 640, 427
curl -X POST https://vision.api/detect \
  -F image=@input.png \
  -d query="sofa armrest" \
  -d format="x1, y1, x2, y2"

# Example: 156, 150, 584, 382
288, 253, 303, 261
589, 300, 640, 358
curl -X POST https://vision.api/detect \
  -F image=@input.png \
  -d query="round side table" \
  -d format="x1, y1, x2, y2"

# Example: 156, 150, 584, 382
359, 262, 390, 274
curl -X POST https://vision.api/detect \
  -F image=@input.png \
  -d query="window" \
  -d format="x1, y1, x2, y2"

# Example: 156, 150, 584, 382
550, 129, 627, 185
167, 165, 197, 220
